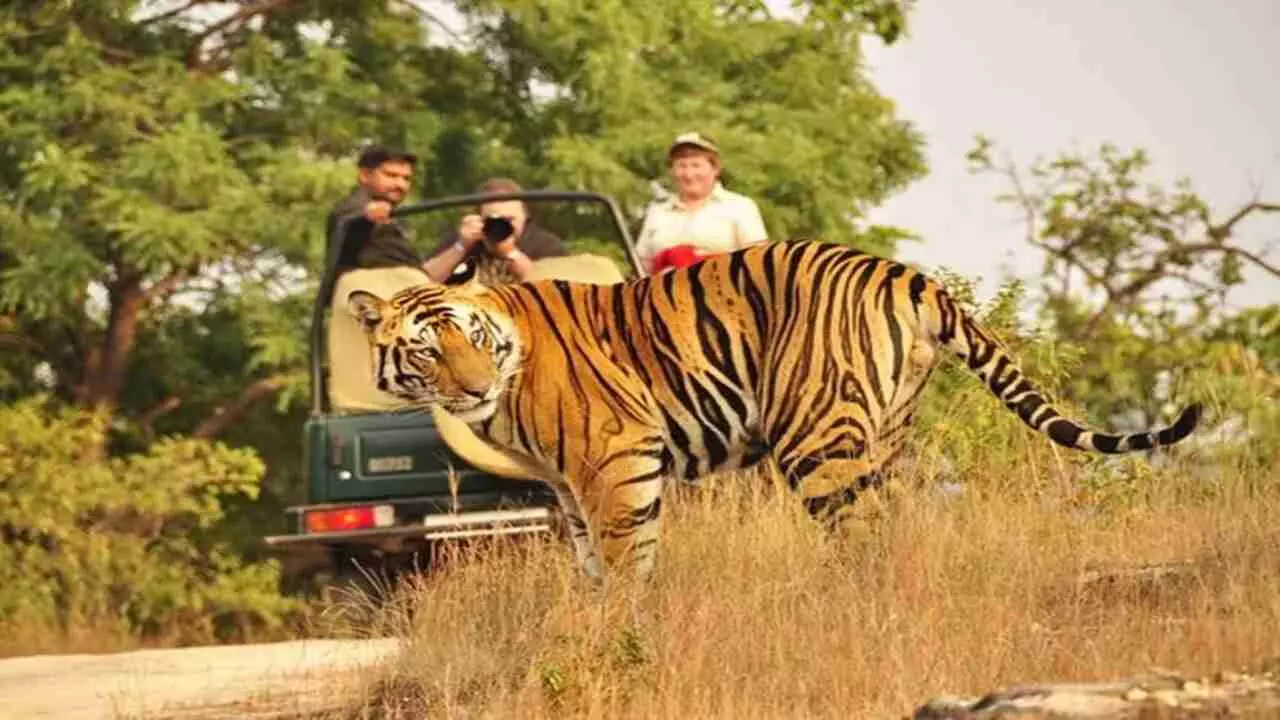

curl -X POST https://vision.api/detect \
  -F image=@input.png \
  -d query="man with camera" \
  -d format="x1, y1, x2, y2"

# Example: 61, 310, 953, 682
424, 177, 568, 285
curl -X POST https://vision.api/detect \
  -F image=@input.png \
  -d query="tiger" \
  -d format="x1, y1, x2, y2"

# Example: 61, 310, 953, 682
345, 240, 1202, 583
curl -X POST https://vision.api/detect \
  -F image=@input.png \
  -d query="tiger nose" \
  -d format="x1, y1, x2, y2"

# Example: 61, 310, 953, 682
457, 372, 490, 398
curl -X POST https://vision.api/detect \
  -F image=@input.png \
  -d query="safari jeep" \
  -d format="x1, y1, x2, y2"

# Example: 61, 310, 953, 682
264, 190, 645, 587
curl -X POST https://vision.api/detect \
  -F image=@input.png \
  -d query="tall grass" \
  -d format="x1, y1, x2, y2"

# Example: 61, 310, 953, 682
340, 448, 1280, 719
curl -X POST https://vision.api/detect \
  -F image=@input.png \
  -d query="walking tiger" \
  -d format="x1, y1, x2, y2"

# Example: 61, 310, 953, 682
345, 241, 1202, 582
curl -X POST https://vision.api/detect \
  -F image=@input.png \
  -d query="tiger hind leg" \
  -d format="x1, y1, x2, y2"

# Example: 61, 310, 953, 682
778, 450, 892, 538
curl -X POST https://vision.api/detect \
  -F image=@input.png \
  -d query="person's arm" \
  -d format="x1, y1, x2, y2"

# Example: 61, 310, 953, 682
326, 189, 378, 268
422, 215, 483, 283
634, 206, 662, 275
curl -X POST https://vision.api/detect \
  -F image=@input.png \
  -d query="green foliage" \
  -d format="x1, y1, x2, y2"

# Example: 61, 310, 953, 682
0, 398, 298, 643
911, 273, 1279, 501
965, 135, 1280, 428
1203, 305, 1280, 375
457, 0, 926, 251
909, 273, 1086, 485
0, 0, 924, 422
0, 0, 926, 651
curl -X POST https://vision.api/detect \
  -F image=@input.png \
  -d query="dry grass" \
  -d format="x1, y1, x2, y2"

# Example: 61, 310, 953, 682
335, 452, 1280, 719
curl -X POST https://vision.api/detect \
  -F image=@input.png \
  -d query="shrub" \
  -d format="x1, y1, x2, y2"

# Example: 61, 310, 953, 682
0, 398, 298, 652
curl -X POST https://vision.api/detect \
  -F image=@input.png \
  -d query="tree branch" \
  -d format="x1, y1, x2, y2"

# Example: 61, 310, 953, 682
1001, 159, 1040, 248
0, 332, 42, 353
185, 0, 298, 70
143, 268, 192, 303
192, 374, 289, 439
80, 270, 147, 415
1028, 237, 1113, 292
401, 0, 468, 45
0, 314, 41, 353
1178, 242, 1280, 280
135, 0, 210, 27
1082, 291, 1125, 336
1208, 200, 1280, 241
138, 395, 183, 443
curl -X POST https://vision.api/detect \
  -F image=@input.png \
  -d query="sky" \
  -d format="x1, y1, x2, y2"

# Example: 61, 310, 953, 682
856, 0, 1280, 309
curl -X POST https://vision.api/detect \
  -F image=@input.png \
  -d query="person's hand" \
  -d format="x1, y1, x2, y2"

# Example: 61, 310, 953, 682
493, 236, 519, 258
364, 200, 393, 224
457, 214, 484, 247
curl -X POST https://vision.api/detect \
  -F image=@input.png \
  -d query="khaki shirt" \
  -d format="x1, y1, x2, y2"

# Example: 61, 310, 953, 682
635, 183, 768, 273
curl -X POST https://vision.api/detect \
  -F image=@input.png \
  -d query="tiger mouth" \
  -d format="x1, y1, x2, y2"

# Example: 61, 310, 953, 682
447, 397, 497, 422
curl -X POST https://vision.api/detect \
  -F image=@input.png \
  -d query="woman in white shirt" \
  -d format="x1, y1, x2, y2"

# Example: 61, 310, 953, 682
635, 132, 769, 274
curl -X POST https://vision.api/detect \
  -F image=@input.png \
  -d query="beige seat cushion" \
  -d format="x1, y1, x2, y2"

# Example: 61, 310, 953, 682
328, 266, 430, 413
525, 253, 626, 284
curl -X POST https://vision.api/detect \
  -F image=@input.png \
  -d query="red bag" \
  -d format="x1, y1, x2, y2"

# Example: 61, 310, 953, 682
650, 244, 704, 273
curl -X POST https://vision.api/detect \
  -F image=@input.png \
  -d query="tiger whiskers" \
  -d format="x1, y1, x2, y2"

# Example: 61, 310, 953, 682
390, 401, 438, 418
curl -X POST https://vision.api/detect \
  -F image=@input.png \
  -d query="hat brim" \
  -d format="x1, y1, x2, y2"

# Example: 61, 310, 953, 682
668, 141, 720, 158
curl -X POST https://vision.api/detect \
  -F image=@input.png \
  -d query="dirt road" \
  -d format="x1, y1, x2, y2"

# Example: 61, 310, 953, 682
0, 638, 399, 719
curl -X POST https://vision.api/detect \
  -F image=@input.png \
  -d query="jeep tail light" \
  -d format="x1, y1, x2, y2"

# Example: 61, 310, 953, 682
305, 504, 394, 533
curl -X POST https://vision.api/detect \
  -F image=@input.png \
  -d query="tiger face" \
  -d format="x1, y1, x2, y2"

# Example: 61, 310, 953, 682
346, 288, 521, 423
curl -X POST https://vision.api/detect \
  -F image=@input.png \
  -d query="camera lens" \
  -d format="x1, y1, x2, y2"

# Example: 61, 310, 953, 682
482, 215, 514, 243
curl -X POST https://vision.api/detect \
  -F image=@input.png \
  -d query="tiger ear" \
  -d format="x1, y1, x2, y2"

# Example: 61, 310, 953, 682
345, 290, 388, 332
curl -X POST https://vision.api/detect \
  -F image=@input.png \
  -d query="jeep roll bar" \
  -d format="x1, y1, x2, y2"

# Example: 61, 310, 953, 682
309, 190, 644, 417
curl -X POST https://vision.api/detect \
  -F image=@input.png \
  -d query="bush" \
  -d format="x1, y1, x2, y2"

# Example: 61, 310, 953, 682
0, 398, 299, 652
907, 274, 1279, 499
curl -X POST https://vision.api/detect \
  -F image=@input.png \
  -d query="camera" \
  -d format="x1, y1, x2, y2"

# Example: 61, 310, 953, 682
481, 215, 515, 243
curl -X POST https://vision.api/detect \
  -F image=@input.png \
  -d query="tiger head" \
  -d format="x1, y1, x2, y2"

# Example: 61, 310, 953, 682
345, 285, 521, 423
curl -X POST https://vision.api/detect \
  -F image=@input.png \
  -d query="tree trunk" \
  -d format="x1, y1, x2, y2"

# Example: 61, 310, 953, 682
80, 273, 146, 414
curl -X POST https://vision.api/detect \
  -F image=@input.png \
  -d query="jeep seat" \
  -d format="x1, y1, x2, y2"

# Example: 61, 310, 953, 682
523, 253, 625, 284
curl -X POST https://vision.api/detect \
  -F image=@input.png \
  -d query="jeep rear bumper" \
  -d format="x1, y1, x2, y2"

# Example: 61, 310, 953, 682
264, 496, 559, 552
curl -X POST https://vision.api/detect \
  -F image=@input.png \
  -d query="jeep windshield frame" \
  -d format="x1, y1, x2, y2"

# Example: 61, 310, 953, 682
310, 190, 644, 416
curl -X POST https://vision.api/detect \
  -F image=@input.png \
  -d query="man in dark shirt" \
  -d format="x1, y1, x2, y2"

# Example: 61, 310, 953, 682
326, 145, 426, 275
424, 177, 569, 285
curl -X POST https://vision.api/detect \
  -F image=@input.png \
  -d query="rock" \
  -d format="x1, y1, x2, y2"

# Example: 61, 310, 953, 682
909, 667, 1280, 719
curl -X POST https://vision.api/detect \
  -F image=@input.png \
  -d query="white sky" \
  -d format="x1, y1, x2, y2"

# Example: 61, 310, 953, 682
858, 0, 1280, 309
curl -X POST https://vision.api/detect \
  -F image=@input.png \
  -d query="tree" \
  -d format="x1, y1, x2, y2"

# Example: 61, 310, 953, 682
0, 2, 927, 639
1, 1, 925, 460
966, 136, 1280, 427
0, 4, 351, 452
0, 397, 298, 645
440, 0, 925, 248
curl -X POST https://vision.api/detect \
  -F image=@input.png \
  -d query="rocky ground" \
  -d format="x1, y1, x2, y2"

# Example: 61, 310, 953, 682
912, 665, 1280, 719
